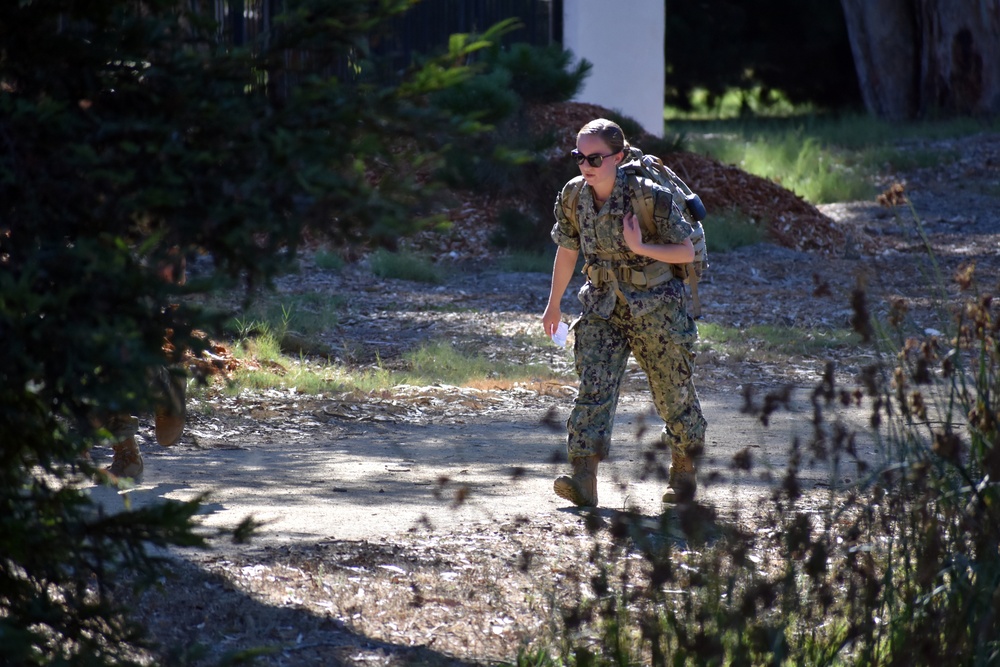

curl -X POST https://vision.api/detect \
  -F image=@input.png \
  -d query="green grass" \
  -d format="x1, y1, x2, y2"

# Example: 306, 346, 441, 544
665, 86, 812, 121
687, 131, 876, 204
226, 332, 339, 393
698, 321, 861, 360
369, 248, 445, 283
666, 88, 997, 140
669, 106, 999, 205
400, 340, 556, 386
705, 209, 767, 252
233, 331, 284, 362
224, 333, 392, 395
227, 292, 344, 340
228, 365, 392, 396
498, 250, 554, 273
222, 337, 564, 396
314, 250, 345, 272
414, 303, 477, 314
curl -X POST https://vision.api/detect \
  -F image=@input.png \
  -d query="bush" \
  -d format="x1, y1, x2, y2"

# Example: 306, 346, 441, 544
491, 42, 592, 105
437, 134, 538, 192
431, 41, 591, 195
431, 68, 521, 124
491, 208, 544, 250
496, 155, 582, 254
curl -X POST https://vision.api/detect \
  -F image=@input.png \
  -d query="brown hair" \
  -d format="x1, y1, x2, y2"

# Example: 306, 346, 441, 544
576, 118, 631, 155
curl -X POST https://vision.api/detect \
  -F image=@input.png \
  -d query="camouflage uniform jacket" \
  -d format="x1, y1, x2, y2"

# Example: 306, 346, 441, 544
551, 169, 694, 319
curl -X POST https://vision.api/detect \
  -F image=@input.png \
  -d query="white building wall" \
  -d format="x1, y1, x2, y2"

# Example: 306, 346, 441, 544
562, 0, 665, 137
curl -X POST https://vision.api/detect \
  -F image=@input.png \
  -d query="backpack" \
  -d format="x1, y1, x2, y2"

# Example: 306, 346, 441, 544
562, 146, 709, 317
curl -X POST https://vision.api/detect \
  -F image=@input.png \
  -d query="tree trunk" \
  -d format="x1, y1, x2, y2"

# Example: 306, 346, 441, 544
840, 0, 1000, 119
839, 0, 918, 120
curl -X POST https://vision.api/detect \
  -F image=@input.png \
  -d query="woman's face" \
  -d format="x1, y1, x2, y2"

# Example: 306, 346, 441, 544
576, 134, 621, 192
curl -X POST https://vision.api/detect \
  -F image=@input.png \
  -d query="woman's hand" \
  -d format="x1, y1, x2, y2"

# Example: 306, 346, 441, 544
543, 245, 578, 337
542, 303, 563, 338
622, 211, 644, 253
623, 212, 696, 264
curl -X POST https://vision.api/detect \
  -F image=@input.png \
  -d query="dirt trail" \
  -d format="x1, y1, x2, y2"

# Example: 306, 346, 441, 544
88, 384, 879, 552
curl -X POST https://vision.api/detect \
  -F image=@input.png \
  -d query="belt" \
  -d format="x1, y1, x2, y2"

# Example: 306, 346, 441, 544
585, 261, 676, 289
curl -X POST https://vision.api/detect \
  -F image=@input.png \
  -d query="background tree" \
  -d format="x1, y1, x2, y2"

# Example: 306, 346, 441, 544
840, 0, 1000, 119
0, 0, 489, 662
664, 0, 861, 112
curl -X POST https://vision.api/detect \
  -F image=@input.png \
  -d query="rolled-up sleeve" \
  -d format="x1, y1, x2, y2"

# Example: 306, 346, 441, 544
651, 184, 694, 244
551, 180, 582, 250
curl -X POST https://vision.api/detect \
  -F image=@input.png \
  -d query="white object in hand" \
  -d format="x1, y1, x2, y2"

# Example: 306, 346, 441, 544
551, 322, 569, 348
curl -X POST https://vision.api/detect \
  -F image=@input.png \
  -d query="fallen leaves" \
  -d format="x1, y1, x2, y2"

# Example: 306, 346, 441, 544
315, 382, 576, 425
176, 518, 622, 664
185, 339, 244, 378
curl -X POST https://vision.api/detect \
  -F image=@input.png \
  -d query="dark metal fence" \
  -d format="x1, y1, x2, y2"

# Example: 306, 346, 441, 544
375, 0, 555, 63
196, 0, 556, 98
210, 0, 555, 64
208, 0, 276, 48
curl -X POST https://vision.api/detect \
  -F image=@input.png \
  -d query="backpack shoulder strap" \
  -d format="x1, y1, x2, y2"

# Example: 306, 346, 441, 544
560, 177, 586, 227
624, 172, 657, 239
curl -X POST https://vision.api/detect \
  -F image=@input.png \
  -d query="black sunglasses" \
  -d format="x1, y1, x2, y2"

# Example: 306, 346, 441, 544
571, 149, 618, 168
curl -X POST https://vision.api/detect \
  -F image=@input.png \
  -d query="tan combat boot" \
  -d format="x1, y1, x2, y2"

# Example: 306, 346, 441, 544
662, 450, 696, 504
107, 436, 144, 479
553, 455, 600, 507
154, 373, 186, 447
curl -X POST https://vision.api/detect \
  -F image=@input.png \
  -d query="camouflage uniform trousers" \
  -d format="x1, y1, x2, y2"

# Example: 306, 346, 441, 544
567, 294, 706, 462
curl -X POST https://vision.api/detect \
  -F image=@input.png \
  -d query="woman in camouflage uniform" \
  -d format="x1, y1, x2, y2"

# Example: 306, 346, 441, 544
97, 251, 188, 479
542, 118, 707, 507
